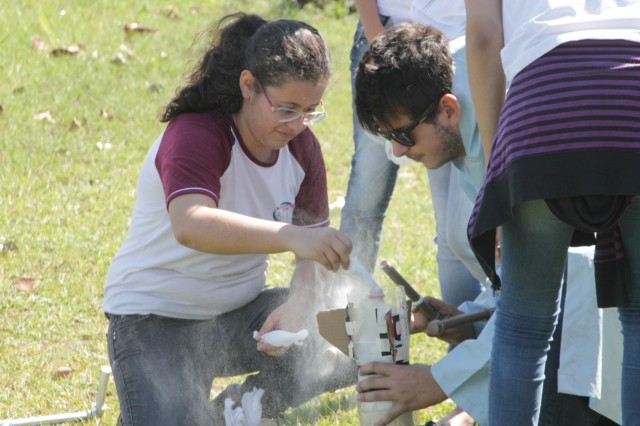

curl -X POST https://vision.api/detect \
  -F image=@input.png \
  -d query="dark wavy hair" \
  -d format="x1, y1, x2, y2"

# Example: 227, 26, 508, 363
354, 22, 452, 134
160, 13, 331, 122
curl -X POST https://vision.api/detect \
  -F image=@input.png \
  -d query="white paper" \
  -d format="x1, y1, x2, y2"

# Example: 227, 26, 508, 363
253, 329, 309, 347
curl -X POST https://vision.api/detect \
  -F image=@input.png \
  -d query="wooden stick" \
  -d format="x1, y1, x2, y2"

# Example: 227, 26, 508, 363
427, 308, 494, 337
380, 259, 439, 321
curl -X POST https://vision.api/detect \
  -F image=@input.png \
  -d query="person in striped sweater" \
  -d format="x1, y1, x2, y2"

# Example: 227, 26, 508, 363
466, 1, 640, 424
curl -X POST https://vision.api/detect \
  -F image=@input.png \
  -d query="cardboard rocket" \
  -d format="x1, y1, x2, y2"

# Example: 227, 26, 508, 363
316, 263, 414, 426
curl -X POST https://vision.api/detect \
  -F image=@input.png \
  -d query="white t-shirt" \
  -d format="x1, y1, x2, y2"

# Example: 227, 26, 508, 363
411, 0, 466, 41
502, 0, 640, 81
378, 0, 413, 22
104, 112, 329, 319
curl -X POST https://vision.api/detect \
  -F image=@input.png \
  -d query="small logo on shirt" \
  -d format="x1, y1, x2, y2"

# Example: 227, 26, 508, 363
273, 202, 294, 223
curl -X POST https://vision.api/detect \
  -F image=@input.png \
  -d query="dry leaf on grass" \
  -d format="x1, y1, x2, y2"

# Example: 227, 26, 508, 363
164, 6, 179, 19
14, 278, 40, 292
51, 44, 84, 57
1, 241, 18, 252
32, 36, 46, 51
100, 108, 113, 120
69, 116, 82, 130
33, 111, 55, 123
119, 44, 136, 59
124, 23, 158, 33
52, 367, 75, 380
111, 52, 128, 65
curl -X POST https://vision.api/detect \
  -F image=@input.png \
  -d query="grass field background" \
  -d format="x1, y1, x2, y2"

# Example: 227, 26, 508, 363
0, 1, 450, 424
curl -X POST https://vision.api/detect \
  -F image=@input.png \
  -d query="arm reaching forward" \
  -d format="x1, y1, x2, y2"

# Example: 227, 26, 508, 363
465, 0, 506, 168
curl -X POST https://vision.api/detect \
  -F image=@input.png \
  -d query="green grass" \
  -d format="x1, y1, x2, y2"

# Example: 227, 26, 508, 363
0, 0, 451, 424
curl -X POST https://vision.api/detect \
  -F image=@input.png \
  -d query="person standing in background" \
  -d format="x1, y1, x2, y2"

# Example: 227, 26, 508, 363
465, 1, 640, 424
340, 0, 410, 274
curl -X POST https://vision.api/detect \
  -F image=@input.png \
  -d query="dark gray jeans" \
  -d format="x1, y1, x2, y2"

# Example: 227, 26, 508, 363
107, 287, 357, 425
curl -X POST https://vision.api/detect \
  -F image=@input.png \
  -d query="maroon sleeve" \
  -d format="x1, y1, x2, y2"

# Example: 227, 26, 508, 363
289, 129, 330, 227
155, 113, 233, 207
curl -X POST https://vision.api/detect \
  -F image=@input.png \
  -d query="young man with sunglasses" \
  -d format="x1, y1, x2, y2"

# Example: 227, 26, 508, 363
355, 25, 484, 200
353, 22, 621, 426
342, 0, 485, 318
353, 21, 489, 426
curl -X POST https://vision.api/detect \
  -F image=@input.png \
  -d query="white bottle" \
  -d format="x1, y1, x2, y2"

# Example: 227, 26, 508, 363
348, 288, 414, 426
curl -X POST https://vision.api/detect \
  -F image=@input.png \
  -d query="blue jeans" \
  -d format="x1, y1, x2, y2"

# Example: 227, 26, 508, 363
107, 288, 357, 425
489, 199, 640, 425
341, 20, 483, 307
428, 164, 485, 307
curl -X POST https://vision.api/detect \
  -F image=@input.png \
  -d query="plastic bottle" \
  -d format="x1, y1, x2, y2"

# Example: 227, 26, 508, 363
348, 288, 414, 426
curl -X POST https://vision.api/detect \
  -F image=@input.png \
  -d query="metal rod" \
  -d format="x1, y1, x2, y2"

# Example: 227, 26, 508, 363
0, 366, 112, 426
427, 308, 494, 337
380, 259, 439, 321
2, 410, 98, 426
94, 365, 111, 417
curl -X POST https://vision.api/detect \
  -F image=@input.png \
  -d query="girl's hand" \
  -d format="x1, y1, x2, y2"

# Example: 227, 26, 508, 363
254, 300, 301, 357
288, 226, 352, 272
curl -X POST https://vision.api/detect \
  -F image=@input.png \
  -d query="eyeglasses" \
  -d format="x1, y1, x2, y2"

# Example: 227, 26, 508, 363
256, 80, 327, 126
378, 97, 440, 147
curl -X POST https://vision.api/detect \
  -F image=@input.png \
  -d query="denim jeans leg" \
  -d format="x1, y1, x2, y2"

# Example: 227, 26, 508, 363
107, 314, 222, 426
212, 287, 357, 418
489, 200, 574, 425
536, 266, 609, 426
538, 266, 564, 426
537, 263, 609, 426
617, 197, 640, 424
341, 19, 399, 273
428, 165, 484, 307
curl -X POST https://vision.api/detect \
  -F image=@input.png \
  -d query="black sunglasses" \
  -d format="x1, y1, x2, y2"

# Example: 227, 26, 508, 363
378, 97, 441, 147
